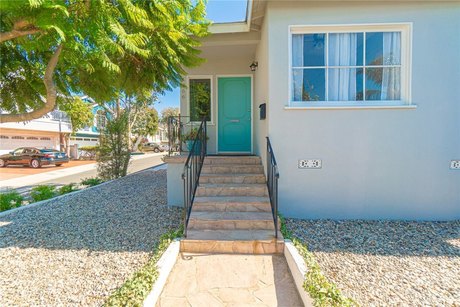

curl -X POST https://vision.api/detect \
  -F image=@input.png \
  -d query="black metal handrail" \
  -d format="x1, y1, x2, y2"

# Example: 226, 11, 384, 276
167, 115, 203, 156
266, 137, 280, 238
181, 119, 207, 237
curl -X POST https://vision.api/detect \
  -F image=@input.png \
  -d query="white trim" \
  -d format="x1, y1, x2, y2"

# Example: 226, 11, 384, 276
185, 75, 214, 125
216, 75, 254, 154
288, 22, 413, 107
284, 104, 417, 110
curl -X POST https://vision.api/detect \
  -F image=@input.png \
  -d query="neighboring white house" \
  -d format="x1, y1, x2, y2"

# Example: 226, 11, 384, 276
0, 110, 72, 155
170, 0, 460, 220
149, 123, 168, 144
69, 97, 108, 149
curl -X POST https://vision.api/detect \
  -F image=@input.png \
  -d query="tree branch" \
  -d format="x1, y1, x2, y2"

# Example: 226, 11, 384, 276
0, 20, 41, 43
0, 45, 63, 123
0, 28, 40, 43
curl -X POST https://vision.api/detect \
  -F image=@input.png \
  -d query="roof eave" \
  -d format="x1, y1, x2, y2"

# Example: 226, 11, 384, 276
209, 0, 253, 34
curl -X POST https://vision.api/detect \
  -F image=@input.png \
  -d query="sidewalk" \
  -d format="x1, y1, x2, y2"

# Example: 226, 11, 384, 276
157, 253, 303, 307
0, 153, 163, 190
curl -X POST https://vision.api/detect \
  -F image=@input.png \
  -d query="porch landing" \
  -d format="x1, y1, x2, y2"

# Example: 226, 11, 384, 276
180, 156, 284, 254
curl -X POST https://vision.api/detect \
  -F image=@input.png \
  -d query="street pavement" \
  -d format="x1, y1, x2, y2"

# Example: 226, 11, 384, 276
0, 153, 166, 193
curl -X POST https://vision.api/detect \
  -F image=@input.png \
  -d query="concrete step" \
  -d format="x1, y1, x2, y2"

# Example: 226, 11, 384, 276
199, 173, 266, 184
196, 183, 268, 197
188, 211, 276, 230
204, 156, 261, 165
181, 229, 284, 254
193, 196, 272, 212
201, 164, 264, 174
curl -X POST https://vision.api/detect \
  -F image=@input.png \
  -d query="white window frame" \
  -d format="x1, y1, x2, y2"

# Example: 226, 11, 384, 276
288, 23, 413, 109
186, 75, 214, 124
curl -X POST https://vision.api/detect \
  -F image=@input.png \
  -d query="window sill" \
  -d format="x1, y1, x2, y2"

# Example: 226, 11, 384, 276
284, 104, 417, 110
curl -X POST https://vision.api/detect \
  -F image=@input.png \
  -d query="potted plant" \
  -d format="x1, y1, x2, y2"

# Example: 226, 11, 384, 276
182, 128, 208, 151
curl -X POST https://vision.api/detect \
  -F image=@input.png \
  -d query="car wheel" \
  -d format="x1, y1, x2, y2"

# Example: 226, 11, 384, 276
30, 159, 41, 168
55, 164, 63, 167
0, 159, 6, 167
154, 148, 160, 153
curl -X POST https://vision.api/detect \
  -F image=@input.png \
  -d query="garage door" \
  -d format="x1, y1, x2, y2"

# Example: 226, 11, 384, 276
0, 135, 57, 152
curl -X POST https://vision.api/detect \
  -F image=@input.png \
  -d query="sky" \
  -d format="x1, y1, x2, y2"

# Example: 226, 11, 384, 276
156, 0, 248, 115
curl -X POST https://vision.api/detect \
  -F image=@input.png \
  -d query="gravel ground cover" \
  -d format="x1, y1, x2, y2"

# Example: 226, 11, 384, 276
286, 219, 460, 306
0, 169, 181, 307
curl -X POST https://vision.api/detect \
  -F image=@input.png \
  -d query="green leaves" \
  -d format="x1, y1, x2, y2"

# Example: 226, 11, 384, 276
1, 0, 209, 121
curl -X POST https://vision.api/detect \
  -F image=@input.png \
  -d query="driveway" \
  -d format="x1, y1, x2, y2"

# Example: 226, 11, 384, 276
0, 168, 181, 306
0, 160, 94, 181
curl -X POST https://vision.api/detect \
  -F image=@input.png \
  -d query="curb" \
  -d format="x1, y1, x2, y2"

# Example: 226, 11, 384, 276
143, 238, 181, 307
284, 239, 315, 307
0, 164, 167, 218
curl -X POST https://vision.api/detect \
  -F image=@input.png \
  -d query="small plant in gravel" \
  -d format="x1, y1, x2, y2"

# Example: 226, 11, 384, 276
104, 226, 183, 306
59, 183, 78, 195
30, 185, 56, 202
279, 215, 357, 307
80, 177, 104, 187
0, 191, 24, 212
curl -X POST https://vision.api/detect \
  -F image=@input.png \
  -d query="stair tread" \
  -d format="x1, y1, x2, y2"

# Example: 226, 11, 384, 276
200, 173, 265, 177
194, 196, 270, 203
199, 183, 267, 188
185, 229, 283, 242
190, 211, 273, 221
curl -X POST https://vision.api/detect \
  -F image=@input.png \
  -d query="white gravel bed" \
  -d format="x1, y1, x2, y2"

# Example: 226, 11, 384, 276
286, 219, 460, 306
0, 169, 182, 307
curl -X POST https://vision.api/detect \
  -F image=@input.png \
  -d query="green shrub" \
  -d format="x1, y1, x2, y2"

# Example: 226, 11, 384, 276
80, 177, 104, 187
0, 191, 24, 212
30, 185, 56, 202
59, 183, 78, 195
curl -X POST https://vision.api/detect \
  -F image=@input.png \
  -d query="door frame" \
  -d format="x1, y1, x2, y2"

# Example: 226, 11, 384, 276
216, 74, 254, 154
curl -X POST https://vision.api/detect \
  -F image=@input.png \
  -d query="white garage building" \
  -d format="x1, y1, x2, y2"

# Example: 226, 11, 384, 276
0, 111, 72, 155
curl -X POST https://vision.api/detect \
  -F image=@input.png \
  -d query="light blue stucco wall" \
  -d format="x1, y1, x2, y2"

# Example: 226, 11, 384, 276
266, 1, 460, 220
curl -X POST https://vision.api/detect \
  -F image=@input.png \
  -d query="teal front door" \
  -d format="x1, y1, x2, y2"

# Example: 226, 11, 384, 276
218, 77, 252, 153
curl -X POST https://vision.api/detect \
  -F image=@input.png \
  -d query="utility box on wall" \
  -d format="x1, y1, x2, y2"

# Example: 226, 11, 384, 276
259, 103, 266, 120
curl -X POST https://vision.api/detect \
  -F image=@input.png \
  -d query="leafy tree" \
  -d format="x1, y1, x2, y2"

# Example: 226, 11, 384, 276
97, 112, 130, 180
160, 107, 180, 123
59, 96, 93, 132
131, 107, 159, 151
0, 0, 208, 123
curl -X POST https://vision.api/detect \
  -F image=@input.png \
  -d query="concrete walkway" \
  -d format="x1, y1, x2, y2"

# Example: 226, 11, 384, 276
157, 253, 303, 307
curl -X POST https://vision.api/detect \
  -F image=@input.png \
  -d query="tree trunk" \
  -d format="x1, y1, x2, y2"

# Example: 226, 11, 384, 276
132, 135, 143, 152
0, 45, 63, 123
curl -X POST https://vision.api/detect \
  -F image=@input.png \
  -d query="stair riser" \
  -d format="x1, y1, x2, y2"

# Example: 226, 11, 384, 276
204, 157, 261, 165
180, 240, 284, 254
188, 219, 275, 230
199, 175, 266, 184
201, 165, 264, 174
193, 202, 272, 212
196, 186, 268, 197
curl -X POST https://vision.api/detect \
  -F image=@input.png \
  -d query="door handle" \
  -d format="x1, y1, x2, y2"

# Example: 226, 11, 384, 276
229, 119, 240, 123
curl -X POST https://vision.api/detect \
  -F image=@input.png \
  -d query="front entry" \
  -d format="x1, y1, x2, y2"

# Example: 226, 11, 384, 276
218, 77, 252, 153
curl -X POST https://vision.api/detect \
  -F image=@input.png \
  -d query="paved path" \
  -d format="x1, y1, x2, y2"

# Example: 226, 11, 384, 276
0, 153, 165, 191
157, 253, 303, 307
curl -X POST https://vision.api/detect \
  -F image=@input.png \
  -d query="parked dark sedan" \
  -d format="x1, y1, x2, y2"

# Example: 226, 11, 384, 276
0, 147, 69, 168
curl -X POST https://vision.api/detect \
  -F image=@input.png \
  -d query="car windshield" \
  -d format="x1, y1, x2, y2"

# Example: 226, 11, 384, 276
13, 148, 23, 155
